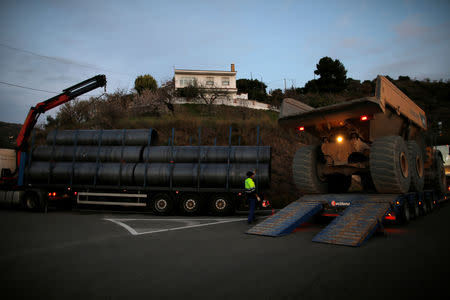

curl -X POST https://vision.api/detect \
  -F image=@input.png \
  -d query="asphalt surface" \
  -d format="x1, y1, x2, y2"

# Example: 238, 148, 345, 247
1, 203, 450, 300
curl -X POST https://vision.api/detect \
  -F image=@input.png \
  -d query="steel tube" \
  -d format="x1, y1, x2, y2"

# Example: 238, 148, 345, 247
46, 129, 158, 146
142, 146, 271, 163
32, 146, 144, 162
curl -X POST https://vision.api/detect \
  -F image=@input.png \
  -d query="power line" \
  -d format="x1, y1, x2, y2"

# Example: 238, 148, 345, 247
0, 42, 133, 77
0, 80, 58, 94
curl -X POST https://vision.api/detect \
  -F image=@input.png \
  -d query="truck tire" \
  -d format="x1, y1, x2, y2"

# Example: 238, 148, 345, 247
400, 201, 411, 224
292, 145, 327, 194
407, 141, 424, 192
425, 154, 446, 194
327, 174, 352, 193
209, 194, 234, 216
23, 191, 40, 211
421, 199, 429, 216
411, 200, 420, 219
179, 193, 201, 216
150, 193, 174, 215
370, 136, 411, 194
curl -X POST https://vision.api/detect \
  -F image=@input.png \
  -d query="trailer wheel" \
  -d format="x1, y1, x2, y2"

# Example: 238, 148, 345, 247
400, 201, 411, 224
407, 141, 424, 192
23, 192, 40, 211
327, 174, 352, 193
421, 199, 429, 215
370, 136, 411, 194
209, 194, 234, 216
179, 193, 201, 216
411, 200, 420, 219
150, 193, 173, 215
292, 145, 327, 194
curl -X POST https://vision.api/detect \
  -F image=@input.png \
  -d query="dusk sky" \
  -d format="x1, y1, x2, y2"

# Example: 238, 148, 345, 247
0, 0, 449, 123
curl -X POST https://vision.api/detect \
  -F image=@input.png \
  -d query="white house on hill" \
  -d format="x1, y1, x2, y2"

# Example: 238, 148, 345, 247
174, 64, 238, 100
174, 64, 277, 111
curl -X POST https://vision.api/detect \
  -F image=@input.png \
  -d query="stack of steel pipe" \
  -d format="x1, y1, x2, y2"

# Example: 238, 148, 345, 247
26, 129, 271, 189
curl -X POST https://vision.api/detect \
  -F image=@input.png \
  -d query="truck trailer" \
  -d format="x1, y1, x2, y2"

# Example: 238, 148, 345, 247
0, 75, 271, 215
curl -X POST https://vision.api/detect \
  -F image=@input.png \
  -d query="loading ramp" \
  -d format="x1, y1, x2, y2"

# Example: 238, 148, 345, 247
312, 202, 391, 247
246, 201, 322, 236
247, 194, 396, 246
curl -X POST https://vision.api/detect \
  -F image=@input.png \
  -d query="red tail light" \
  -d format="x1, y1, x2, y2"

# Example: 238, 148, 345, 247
360, 115, 368, 121
298, 126, 305, 131
74, 192, 78, 195
262, 200, 269, 208
48, 192, 51, 196
52, 192, 56, 196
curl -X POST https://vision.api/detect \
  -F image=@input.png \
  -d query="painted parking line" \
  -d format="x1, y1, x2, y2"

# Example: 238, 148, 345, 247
104, 218, 247, 236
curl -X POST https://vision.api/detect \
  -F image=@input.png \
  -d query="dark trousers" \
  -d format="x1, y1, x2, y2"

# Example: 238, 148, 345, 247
247, 197, 256, 223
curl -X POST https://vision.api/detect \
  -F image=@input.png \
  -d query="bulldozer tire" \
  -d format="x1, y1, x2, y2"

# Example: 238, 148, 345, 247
370, 136, 411, 194
407, 141, 424, 192
292, 145, 327, 194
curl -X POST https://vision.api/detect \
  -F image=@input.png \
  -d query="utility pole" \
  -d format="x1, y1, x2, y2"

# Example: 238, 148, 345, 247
251, 72, 253, 80
284, 78, 287, 92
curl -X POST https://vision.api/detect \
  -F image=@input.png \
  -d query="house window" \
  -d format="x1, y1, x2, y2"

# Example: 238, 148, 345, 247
222, 77, 230, 86
180, 77, 195, 86
206, 77, 214, 86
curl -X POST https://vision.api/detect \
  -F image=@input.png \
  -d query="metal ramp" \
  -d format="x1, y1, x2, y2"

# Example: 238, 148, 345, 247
312, 202, 391, 247
246, 201, 322, 236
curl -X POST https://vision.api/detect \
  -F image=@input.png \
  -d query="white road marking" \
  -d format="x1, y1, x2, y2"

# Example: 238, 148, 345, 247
104, 218, 247, 236
105, 218, 139, 235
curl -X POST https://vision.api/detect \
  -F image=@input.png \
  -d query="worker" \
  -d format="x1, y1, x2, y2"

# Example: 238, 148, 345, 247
245, 170, 260, 224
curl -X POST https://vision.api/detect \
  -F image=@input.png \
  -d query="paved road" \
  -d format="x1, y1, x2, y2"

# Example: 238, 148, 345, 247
0, 203, 449, 300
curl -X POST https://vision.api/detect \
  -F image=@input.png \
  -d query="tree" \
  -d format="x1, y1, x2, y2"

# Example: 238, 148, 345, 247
134, 74, 158, 95
158, 79, 176, 115
314, 57, 347, 93
197, 83, 230, 113
236, 79, 268, 102
177, 84, 200, 101
269, 88, 284, 108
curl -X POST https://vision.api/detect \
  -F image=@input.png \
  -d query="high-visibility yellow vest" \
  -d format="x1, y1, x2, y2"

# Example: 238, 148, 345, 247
245, 177, 256, 193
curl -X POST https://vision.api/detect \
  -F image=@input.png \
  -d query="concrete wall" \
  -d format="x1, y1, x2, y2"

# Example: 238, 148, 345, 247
173, 97, 278, 111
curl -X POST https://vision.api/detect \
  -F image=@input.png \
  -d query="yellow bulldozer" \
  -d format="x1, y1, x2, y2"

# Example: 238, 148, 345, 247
279, 76, 447, 194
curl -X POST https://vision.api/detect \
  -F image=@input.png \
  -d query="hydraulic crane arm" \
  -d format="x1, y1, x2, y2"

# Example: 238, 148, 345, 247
15, 74, 107, 167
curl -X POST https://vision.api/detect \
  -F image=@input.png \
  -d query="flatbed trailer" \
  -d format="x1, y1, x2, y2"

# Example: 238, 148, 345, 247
247, 190, 447, 247
1, 126, 272, 216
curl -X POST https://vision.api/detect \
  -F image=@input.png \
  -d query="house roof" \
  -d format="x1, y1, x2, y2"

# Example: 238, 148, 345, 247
174, 69, 236, 76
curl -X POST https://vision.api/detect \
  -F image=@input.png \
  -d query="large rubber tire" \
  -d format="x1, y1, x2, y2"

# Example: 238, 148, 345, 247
292, 145, 327, 194
327, 174, 352, 193
370, 136, 411, 194
150, 193, 174, 215
407, 141, 425, 192
209, 194, 234, 216
179, 193, 201, 216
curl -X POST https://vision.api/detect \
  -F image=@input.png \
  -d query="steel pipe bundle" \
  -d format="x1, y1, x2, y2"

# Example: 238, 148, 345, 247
26, 129, 271, 189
